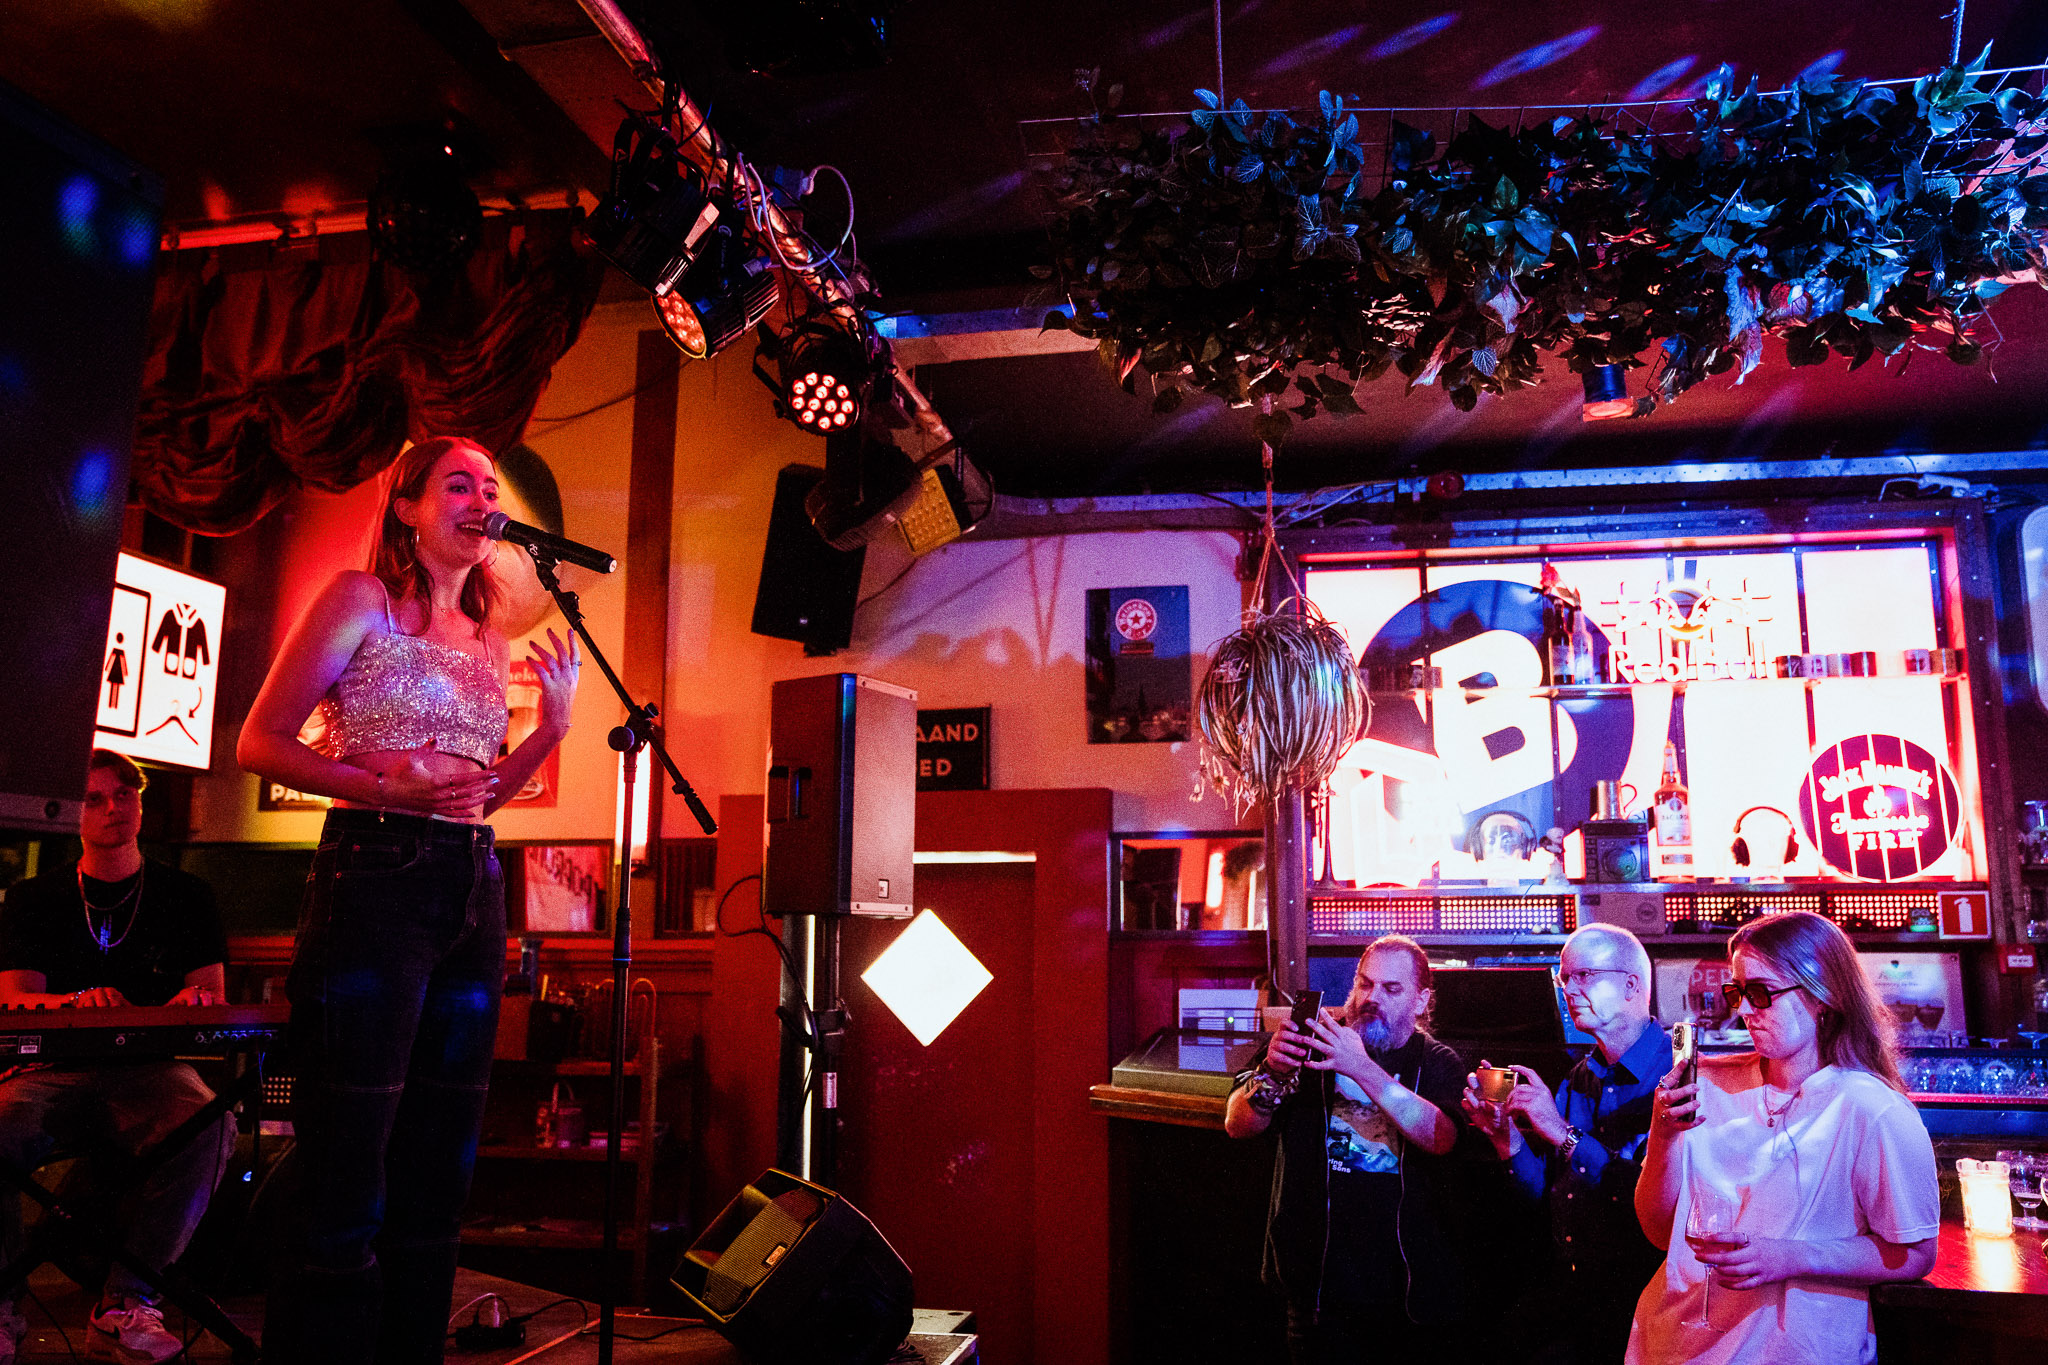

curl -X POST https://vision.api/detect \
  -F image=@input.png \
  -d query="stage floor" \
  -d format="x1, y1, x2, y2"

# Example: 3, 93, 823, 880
16, 1264, 723, 1363
14, 1265, 979, 1364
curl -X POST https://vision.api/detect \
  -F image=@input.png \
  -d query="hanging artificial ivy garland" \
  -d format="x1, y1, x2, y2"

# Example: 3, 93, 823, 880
1043, 52, 2048, 447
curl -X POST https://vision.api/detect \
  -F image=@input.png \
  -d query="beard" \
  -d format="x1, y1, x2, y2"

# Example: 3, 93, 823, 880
1354, 1012, 1396, 1053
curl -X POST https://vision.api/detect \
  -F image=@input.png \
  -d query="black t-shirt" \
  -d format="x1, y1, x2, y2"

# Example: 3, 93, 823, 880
1260, 1028, 1471, 1321
1316, 1031, 1467, 1308
0, 860, 227, 1005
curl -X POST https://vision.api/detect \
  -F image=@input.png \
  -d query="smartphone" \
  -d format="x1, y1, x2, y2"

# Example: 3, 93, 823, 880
1286, 990, 1323, 1033
1672, 1020, 1697, 1089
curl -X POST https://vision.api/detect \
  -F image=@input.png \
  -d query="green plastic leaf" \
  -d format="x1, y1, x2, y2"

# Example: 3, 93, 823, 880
1251, 409, 1292, 448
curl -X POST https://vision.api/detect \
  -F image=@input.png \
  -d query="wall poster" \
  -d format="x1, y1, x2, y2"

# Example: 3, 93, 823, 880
1305, 541, 1983, 888
1085, 586, 1191, 744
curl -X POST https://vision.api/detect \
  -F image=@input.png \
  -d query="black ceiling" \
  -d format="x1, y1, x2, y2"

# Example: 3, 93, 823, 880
7, 0, 2048, 497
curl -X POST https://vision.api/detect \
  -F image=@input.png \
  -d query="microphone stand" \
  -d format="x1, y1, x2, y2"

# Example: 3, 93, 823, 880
523, 553, 716, 1365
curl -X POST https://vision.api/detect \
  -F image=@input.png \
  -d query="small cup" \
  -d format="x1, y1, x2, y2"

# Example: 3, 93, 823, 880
1476, 1066, 1522, 1102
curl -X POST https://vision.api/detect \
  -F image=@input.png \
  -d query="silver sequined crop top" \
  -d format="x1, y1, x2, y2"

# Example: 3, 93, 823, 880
317, 626, 508, 768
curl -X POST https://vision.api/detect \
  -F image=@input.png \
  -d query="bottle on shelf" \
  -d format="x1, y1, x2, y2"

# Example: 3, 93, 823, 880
1653, 740, 1694, 881
1540, 563, 1579, 687
1570, 607, 1597, 686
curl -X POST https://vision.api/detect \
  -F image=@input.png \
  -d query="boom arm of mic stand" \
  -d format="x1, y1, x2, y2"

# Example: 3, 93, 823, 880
527, 556, 718, 834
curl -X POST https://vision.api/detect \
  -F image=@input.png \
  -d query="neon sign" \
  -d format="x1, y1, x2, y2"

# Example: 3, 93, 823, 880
1593, 575, 1778, 683
1798, 736, 1963, 882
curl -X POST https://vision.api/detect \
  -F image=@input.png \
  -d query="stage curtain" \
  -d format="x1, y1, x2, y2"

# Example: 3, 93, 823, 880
133, 209, 607, 535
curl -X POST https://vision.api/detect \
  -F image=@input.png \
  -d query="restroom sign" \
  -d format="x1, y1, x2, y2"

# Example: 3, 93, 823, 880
917, 707, 989, 791
95, 553, 225, 771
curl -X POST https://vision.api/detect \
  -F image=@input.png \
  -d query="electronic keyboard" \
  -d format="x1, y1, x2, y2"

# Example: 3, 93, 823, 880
0, 1003, 288, 1061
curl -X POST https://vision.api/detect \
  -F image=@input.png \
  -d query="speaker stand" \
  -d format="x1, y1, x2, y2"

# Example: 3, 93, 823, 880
524, 554, 716, 1365
775, 912, 846, 1186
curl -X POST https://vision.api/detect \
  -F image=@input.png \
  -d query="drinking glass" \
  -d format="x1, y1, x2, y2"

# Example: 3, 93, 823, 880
1684, 1179, 1742, 1330
1902, 1055, 1937, 1093
2005, 1155, 2045, 1231
2019, 1062, 2048, 1098
1981, 1059, 2018, 1098
1938, 1057, 1980, 1095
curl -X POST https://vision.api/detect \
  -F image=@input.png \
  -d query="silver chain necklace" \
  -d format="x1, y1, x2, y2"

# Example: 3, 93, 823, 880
76, 865, 143, 954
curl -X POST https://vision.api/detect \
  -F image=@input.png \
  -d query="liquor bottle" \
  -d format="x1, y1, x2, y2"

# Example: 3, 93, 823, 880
1569, 607, 1597, 686
1653, 740, 1694, 880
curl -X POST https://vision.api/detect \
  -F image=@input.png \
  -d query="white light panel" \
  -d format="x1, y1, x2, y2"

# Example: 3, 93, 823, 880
860, 909, 992, 1047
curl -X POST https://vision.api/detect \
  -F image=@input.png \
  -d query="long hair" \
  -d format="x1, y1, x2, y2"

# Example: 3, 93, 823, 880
368, 437, 497, 638
1728, 911, 1905, 1093
1362, 933, 1435, 1032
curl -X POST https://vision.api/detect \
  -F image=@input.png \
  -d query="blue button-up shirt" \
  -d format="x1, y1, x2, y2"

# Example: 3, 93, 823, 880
1506, 1018, 1671, 1283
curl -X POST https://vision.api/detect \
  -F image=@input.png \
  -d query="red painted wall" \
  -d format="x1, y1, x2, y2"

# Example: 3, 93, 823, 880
701, 787, 1112, 1364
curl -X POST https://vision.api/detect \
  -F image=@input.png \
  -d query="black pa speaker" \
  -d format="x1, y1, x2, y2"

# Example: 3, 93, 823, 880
752, 465, 867, 656
765, 673, 915, 917
673, 1169, 913, 1365
0, 82, 162, 831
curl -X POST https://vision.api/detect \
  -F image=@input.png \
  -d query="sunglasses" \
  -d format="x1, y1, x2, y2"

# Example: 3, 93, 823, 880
1721, 980, 1805, 1011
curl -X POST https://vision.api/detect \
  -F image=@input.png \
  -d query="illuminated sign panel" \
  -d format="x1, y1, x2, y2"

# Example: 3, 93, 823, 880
1306, 542, 1980, 886
95, 553, 225, 771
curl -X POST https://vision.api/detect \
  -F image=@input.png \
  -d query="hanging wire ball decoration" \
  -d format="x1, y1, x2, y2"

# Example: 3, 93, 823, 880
1196, 598, 1369, 819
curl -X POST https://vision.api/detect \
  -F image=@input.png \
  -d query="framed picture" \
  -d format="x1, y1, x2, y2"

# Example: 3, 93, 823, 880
505, 841, 611, 935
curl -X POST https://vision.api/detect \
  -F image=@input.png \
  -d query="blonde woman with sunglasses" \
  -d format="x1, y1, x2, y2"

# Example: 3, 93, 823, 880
1626, 911, 1938, 1364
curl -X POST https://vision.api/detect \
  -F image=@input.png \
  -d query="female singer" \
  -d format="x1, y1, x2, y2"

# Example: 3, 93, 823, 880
238, 436, 579, 1363
1628, 911, 1938, 1365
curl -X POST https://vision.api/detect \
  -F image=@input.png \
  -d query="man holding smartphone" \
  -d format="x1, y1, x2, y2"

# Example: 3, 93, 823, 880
1225, 936, 1467, 1365
1460, 923, 1671, 1365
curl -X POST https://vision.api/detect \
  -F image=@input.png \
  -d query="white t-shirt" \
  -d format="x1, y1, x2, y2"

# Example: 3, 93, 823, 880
1626, 1055, 1940, 1365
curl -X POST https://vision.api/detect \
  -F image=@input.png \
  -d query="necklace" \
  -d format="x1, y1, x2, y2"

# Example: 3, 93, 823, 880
1762, 1085, 1801, 1128
76, 865, 143, 954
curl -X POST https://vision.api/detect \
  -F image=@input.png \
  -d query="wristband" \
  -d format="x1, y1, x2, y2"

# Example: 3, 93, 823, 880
1239, 1068, 1299, 1116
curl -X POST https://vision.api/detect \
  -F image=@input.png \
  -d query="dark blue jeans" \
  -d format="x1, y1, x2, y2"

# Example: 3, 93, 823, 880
263, 809, 503, 1365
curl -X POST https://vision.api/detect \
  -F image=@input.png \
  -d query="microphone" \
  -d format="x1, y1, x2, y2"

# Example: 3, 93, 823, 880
482, 512, 617, 574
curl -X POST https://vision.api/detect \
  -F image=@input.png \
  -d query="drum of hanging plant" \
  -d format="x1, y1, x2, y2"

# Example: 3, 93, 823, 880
1197, 603, 1368, 817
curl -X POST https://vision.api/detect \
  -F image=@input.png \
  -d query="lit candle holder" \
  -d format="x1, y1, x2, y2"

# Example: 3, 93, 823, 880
1958, 1158, 2015, 1237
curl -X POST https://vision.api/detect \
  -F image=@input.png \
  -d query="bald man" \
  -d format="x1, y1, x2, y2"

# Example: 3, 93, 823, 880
1461, 923, 1671, 1365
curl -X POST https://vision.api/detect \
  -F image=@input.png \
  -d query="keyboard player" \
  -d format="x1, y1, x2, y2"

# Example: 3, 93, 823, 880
0, 750, 234, 1365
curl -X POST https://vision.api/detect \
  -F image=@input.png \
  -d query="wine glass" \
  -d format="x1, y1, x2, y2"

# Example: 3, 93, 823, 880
1981, 1059, 2018, 1098
1938, 1057, 1980, 1095
2008, 1156, 2045, 1231
1684, 1177, 1742, 1330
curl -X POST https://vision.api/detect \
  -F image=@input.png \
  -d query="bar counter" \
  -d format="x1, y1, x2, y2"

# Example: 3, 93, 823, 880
1872, 1220, 2048, 1360
1093, 1087, 2048, 1360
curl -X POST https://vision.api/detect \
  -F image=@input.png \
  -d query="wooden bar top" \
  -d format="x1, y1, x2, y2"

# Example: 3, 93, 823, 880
1088, 1084, 1227, 1130
1881, 1219, 2048, 1298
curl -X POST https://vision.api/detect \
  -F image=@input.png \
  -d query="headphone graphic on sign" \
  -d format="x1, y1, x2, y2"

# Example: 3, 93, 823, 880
1730, 806, 1802, 867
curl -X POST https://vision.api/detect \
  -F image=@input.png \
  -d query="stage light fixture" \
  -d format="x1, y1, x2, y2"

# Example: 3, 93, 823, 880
585, 115, 722, 298
366, 145, 480, 275
1581, 364, 1634, 420
774, 325, 871, 434
654, 225, 781, 360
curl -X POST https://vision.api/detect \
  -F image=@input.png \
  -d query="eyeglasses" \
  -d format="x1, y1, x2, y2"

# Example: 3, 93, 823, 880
1553, 967, 1631, 991
1722, 980, 1805, 1011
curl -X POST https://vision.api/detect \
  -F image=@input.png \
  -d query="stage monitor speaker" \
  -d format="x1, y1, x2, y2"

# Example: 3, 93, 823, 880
0, 82, 162, 832
765, 673, 915, 917
673, 1169, 913, 1365
752, 464, 866, 657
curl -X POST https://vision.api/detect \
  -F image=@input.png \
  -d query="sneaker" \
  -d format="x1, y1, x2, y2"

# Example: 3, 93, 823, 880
0, 1303, 25, 1365
86, 1297, 184, 1364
